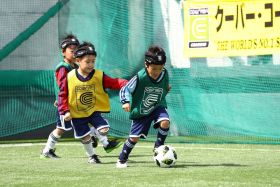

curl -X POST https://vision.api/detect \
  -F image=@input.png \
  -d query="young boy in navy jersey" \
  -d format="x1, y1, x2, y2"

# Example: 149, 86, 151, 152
116, 45, 171, 168
61, 42, 128, 163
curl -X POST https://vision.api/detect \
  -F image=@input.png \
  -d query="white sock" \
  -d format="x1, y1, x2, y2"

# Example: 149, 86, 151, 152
94, 129, 109, 147
43, 132, 61, 153
82, 139, 95, 157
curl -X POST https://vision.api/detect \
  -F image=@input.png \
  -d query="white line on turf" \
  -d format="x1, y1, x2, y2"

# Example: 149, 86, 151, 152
0, 143, 279, 152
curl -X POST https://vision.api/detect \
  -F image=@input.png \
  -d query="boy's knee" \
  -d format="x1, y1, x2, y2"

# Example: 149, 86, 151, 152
160, 120, 170, 129
54, 128, 65, 137
81, 135, 91, 143
98, 127, 109, 136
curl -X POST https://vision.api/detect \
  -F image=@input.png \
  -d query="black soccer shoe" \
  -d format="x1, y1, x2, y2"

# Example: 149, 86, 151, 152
153, 143, 161, 152
104, 140, 123, 153
88, 154, 101, 164
40, 149, 60, 159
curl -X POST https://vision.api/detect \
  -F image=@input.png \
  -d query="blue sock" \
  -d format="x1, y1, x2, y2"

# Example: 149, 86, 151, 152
155, 127, 169, 148
119, 138, 136, 162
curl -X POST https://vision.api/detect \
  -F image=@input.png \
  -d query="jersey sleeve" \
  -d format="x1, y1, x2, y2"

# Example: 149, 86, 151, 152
103, 73, 128, 90
119, 75, 137, 104
56, 67, 70, 115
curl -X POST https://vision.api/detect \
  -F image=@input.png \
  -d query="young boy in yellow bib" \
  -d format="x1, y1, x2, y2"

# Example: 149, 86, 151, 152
60, 42, 128, 163
41, 35, 121, 159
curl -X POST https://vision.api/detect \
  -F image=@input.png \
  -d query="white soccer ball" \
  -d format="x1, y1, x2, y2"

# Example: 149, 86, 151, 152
153, 145, 177, 168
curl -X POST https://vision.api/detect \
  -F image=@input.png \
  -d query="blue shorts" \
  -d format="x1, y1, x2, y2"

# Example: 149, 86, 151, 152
71, 112, 110, 139
129, 106, 169, 139
56, 110, 72, 131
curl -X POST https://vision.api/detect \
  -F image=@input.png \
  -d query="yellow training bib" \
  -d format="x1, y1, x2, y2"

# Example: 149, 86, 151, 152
67, 69, 110, 118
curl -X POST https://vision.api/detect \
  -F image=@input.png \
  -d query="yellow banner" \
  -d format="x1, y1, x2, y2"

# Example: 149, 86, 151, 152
184, 0, 280, 58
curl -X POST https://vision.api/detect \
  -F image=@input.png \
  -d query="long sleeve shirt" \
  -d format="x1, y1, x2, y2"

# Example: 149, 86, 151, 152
56, 66, 70, 114
57, 69, 128, 115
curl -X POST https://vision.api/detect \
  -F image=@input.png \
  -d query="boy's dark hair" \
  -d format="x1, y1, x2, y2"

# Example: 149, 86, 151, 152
145, 45, 166, 65
60, 34, 80, 51
74, 41, 97, 58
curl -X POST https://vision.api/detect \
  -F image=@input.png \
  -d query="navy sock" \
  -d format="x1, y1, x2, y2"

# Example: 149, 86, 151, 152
155, 127, 169, 148
119, 138, 136, 162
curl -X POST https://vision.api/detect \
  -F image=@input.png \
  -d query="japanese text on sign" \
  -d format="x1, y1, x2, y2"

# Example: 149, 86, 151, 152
184, 0, 280, 58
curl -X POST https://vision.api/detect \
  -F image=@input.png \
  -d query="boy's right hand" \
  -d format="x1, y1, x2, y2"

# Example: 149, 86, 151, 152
122, 103, 130, 112
64, 112, 72, 121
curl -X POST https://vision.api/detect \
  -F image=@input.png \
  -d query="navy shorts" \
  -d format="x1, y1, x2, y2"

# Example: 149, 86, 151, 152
71, 112, 110, 139
129, 106, 169, 139
56, 110, 72, 131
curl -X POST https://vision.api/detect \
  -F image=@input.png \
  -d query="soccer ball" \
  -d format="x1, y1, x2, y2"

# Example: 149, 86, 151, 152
153, 145, 177, 168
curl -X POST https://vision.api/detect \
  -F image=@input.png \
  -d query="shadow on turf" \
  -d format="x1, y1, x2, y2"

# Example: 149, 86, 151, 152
107, 160, 248, 168
100, 154, 151, 158
93, 161, 248, 167
100, 159, 155, 165
171, 162, 248, 168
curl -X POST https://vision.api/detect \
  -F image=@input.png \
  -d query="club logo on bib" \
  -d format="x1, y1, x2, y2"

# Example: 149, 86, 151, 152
140, 87, 163, 114
75, 85, 96, 111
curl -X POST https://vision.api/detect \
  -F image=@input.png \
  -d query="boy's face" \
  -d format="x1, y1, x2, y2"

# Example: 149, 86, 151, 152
77, 55, 96, 75
146, 63, 164, 80
63, 45, 77, 62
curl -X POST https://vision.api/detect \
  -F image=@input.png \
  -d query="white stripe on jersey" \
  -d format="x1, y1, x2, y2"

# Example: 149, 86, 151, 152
119, 75, 137, 103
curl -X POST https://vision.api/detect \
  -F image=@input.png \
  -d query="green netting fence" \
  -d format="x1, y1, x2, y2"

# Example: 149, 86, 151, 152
0, 0, 279, 144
